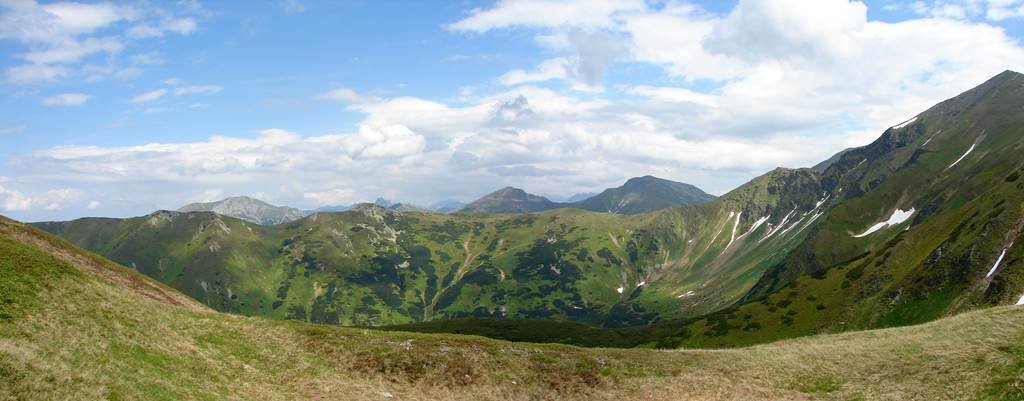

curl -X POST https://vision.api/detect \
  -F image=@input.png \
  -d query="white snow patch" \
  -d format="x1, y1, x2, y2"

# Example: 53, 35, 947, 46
852, 208, 916, 238
947, 143, 976, 169
986, 248, 1009, 278
892, 116, 917, 129
855, 159, 866, 168
815, 195, 830, 210
687, 239, 693, 244
1017, 294, 1024, 305
744, 215, 771, 237
921, 130, 941, 147
637, 281, 646, 287
616, 287, 624, 294
793, 212, 824, 236
727, 211, 742, 247
677, 290, 696, 298
761, 208, 797, 243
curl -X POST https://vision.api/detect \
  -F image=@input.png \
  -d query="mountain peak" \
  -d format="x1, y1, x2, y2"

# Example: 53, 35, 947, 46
571, 176, 715, 214
178, 196, 309, 225
457, 187, 555, 213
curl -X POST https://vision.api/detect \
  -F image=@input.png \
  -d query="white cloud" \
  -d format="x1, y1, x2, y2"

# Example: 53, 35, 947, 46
131, 89, 167, 104
0, 0, 202, 85
317, 88, 378, 104
173, 85, 222, 96
42, 93, 90, 106
127, 18, 197, 39
0, 185, 81, 211
5, 64, 70, 84
87, 200, 101, 209
499, 57, 569, 85
280, 0, 307, 14
446, 0, 645, 32
627, 86, 718, 107
303, 189, 357, 206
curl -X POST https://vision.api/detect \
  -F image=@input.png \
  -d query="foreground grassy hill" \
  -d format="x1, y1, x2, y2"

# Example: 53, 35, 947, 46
3, 216, 1024, 400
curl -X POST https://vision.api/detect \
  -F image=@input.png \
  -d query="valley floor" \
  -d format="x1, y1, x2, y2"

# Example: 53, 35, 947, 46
2, 216, 1023, 400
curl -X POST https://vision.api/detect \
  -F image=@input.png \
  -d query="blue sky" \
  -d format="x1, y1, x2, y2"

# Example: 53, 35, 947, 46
3, 0, 1024, 221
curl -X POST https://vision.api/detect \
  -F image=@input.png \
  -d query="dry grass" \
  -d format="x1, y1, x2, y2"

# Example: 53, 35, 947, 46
1, 215, 1022, 401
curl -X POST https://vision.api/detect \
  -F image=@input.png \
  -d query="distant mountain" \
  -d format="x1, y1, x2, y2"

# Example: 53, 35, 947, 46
389, 203, 433, 212
430, 199, 466, 213
457, 187, 558, 213
565, 192, 597, 202
457, 177, 715, 214
313, 205, 352, 212
178, 196, 309, 225
570, 176, 716, 214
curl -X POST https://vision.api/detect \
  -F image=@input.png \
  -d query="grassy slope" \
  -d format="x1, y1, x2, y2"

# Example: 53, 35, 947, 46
2, 215, 1024, 400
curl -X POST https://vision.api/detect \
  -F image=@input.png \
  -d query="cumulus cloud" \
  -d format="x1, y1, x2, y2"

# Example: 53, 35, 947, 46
0, 185, 81, 211
42, 93, 90, 106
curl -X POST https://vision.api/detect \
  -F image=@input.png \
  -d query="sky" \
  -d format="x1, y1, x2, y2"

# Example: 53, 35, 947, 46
3, 0, 1024, 222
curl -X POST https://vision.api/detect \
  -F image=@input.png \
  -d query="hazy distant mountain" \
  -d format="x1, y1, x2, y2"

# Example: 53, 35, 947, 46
565, 192, 597, 203
430, 199, 466, 213
457, 187, 558, 213
570, 176, 716, 214
178, 196, 309, 225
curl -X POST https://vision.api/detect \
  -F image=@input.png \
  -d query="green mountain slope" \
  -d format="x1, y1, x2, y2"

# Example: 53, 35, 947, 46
570, 175, 716, 214
663, 70, 1024, 347
458, 187, 558, 213
179, 196, 310, 225
3, 215, 1023, 400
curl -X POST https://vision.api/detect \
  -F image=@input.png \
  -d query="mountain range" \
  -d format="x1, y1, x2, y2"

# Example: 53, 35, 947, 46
26, 71, 1024, 349
456, 175, 716, 214
176, 176, 715, 225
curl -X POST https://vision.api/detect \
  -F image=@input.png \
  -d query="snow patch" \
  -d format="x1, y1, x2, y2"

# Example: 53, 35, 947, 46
677, 290, 696, 298
892, 116, 917, 129
637, 281, 646, 287
1017, 294, 1024, 306
760, 209, 797, 243
727, 211, 742, 247
986, 248, 1009, 278
744, 215, 771, 237
616, 287, 624, 294
921, 130, 941, 147
947, 143, 976, 169
852, 208, 916, 238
